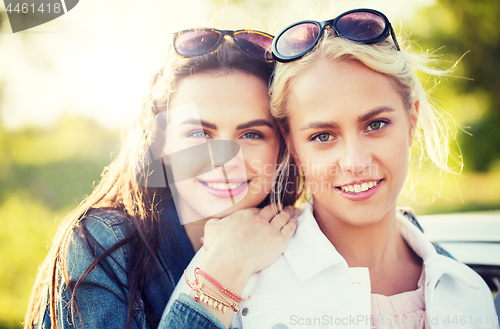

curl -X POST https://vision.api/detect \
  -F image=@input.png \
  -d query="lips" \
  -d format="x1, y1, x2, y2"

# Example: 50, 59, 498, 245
333, 179, 383, 202
198, 180, 249, 190
336, 179, 383, 194
197, 179, 251, 198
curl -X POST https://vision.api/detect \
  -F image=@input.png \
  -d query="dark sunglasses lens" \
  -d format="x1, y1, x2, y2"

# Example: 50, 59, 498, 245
276, 23, 320, 57
174, 30, 221, 57
234, 32, 273, 60
336, 12, 386, 41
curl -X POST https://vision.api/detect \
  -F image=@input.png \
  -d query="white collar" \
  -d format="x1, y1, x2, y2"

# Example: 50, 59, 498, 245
397, 211, 480, 289
283, 203, 479, 289
283, 203, 347, 283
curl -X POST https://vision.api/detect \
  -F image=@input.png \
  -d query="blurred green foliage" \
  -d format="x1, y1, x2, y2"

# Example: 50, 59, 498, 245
411, 0, 500, 171
0, 116, 120, 328
1, 0, 500, 328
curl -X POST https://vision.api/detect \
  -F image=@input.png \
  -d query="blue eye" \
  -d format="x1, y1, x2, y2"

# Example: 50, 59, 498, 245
367, 121, 387, 131
242, 132, 262, 139
188, 130, 210, 138
313, 133, 333, 142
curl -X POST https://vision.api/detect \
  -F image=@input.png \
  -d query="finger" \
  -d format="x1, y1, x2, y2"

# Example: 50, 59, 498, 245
200, 236, 204, 245
269, 205, 293, 228
280, 217, 298, 239
283, 205, 294, 217
205, 217, 220, 226
257, 204, 277, 221
245, 207, 261, 215
270, 210, 291, 231
204, 217, 222, 231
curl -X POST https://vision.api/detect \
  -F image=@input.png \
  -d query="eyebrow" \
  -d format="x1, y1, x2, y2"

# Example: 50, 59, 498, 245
300, 121, 340, 131
236, 119, 274, 130
180, 118, 274, 130
357, 106, 395, 123
300, 106, 396, 131
181, 119, 217, 130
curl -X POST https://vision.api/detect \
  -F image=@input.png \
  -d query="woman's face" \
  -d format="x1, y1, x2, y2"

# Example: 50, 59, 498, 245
288, 58, 417, 226
163, 72, 279, 224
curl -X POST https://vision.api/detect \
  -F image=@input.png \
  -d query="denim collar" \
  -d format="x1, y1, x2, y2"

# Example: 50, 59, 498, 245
157, 194, 195, 280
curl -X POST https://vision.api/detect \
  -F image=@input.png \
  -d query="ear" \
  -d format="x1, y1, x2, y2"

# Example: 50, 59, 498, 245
408, 99, 419, 147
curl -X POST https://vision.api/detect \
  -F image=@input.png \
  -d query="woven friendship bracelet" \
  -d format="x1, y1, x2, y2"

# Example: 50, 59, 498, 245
194, 267, 251, 303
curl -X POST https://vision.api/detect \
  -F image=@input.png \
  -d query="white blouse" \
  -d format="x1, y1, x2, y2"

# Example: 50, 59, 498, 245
164, 204, 498, 329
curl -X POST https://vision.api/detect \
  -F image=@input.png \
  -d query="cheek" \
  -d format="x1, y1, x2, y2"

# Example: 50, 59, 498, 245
383, 136, 410, 181
242, 144, 279, 173
291, 141, 333, 177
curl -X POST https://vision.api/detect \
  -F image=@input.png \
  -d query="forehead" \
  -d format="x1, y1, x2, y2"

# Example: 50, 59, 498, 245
288, 58, 405, 124
170, 72, 272, 126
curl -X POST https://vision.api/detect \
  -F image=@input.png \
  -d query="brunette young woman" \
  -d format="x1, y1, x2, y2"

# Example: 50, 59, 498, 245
24, 29, 298, 329
167, 9, 498, 329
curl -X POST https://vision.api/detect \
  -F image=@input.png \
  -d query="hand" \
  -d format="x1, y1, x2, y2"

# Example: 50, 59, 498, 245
201, 205, 297, 289
191, 205, 297, 327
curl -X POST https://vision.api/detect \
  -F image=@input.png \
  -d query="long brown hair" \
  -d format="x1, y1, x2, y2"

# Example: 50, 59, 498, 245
24, 41, 280, 329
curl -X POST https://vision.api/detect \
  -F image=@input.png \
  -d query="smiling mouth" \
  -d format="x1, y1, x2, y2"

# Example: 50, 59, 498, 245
336, 180, 383, 194
199, 180, 251, 190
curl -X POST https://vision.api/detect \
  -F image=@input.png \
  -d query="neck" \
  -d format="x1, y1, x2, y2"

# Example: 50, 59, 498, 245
314, 204, 406, 270
313, 202, 423, 295
176, 200, 209, 252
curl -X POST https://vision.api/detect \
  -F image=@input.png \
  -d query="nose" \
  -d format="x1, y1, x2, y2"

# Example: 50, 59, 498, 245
208, 139, 243, 170
338, 136, 372, 175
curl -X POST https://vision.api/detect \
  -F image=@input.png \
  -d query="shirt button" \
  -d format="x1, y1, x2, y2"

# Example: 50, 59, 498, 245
241, 308, 249, 316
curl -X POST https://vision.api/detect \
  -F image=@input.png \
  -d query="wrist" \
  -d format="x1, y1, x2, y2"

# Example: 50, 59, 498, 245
200, 250, 252, 295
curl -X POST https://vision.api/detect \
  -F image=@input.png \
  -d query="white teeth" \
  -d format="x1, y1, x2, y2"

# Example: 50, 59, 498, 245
340, 181, 379, 194
206, 182, 244, 190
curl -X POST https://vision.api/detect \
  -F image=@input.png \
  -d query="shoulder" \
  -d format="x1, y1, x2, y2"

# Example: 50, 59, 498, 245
76, 208, 133, 247
65, 208, 135, 282
427, 255, 498, 321
397, 207, 455, 259
433, 253, 487, 287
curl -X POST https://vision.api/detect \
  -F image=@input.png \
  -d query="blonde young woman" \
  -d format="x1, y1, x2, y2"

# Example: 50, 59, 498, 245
166, 9, 498, 329
24, 30, 298, 329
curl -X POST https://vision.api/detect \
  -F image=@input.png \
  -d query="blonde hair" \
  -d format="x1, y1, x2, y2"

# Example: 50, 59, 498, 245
270, 29, 460, 205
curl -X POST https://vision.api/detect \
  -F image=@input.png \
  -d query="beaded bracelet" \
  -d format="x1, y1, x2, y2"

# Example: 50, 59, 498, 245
194, 267, 251, 303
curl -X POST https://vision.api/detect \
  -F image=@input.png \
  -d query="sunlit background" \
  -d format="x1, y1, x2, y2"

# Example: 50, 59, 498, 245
0, 0, 499, 327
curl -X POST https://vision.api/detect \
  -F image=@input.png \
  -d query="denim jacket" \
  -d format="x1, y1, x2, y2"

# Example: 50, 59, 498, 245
34, 196, 226, 329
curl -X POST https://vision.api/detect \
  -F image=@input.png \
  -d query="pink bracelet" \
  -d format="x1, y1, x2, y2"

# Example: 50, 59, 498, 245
194, 268, 250, 303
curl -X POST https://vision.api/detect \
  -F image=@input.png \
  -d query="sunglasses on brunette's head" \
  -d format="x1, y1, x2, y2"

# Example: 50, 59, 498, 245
172, 28, 274, 62
272, 9, 400, 63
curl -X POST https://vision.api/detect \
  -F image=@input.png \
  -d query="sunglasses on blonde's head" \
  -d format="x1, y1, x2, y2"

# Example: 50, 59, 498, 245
173, 28, 274, 62
272, 9, 400, 63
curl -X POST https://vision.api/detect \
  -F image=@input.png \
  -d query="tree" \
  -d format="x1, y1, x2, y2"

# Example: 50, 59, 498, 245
411, 0, 500, 171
